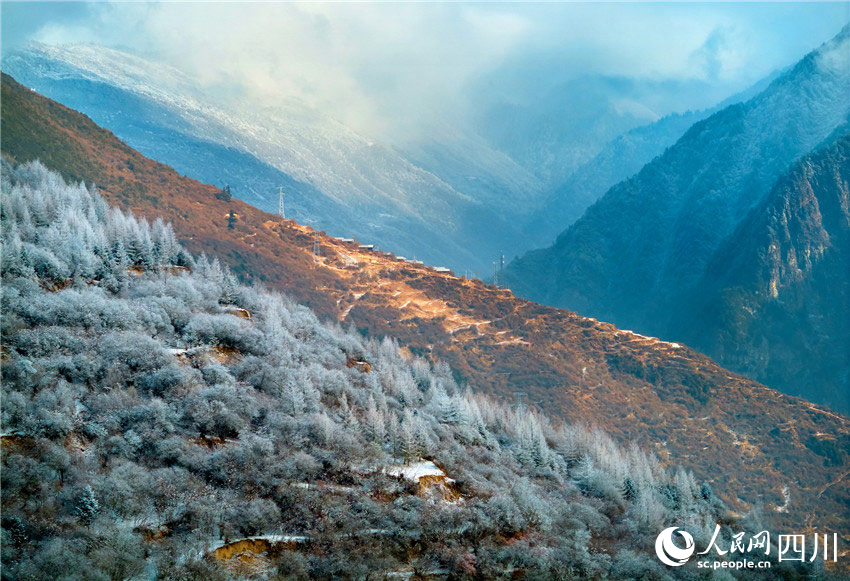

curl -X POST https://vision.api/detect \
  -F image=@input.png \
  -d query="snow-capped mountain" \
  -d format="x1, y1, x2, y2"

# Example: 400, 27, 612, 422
3, 43, 539, 273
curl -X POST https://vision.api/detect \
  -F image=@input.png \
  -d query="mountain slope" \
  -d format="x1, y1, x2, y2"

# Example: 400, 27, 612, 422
474, 75, 694, 188
3, 72, 849, 544
3, 43, 535, 273
524, 72, 782, 248
4, 160, 739, 579
504, 26, 850, 392
678, 133, 850, 413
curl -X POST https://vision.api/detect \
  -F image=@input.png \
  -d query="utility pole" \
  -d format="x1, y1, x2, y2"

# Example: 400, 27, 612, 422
492, 253, 506, 288
278, 187, 286, 219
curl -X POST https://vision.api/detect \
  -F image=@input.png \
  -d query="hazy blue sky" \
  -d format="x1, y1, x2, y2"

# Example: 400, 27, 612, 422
2, 2, 848, 137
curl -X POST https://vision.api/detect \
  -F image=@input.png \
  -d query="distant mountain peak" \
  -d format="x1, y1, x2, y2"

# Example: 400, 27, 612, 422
505, 25, 850, 414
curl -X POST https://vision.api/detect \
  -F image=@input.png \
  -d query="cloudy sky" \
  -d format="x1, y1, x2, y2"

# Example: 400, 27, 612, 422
2, 2, 848, 138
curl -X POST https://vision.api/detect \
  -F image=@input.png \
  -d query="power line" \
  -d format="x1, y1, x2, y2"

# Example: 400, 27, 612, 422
278, 187, 286, 219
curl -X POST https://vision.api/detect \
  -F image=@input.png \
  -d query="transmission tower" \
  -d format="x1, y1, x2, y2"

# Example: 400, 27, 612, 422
492, 253, 506, 288
511, 392, 529, 413
278, 187, 286, 219
312, 231, 321, 263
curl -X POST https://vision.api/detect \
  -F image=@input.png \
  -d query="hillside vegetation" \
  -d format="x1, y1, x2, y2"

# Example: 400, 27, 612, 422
5, 160, 795, 579
3, 72, 849, 544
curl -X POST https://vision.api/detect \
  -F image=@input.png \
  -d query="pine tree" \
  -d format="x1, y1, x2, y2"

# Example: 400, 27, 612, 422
623, 477, 639, 502
363, 395, 386, 445
216, 185, 232, 201
227, 209, 236, 230
75, 485, 100, 525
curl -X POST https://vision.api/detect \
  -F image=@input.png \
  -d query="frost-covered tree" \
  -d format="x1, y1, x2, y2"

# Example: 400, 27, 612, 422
0, 161, 777, 580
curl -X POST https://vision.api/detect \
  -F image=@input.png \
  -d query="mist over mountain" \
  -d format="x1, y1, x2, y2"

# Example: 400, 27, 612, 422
3, 43, 534, 275
473, 74, 723, 190
2, 38, 779, 277
524, 71, 782, 248
505, 26, 850, 412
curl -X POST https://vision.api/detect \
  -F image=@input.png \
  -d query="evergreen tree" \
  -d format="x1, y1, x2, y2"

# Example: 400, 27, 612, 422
216, 185, 232, 201
75, 485, 99, 525
623, 477, 639, 502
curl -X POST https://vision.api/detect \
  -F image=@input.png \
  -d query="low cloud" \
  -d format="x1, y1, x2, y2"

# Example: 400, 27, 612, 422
4, 2, 847, 141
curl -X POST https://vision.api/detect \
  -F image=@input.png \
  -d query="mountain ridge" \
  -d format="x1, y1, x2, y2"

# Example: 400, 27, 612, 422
2, 43, 540, 274
3, 72, 849, 541
523, 70, 784, 248
503, 25, 850, 413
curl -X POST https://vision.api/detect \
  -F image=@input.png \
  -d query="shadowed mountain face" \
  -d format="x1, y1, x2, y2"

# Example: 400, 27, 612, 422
680, 133, 850, 414
523, 72, 782, 249
504, 26, 850, 412
3, 73, 849, 542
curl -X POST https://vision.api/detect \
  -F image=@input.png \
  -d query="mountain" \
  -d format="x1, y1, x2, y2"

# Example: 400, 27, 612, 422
524, 72, 782, 248
474, 75, 693, 188
4, 72, 849, 545
679, 133, 850, 414
504, 26, 850, 411
470, 68, 777, 193
391, 122, 547, 225
3, 158, 739, 579
2, 43, 542, 274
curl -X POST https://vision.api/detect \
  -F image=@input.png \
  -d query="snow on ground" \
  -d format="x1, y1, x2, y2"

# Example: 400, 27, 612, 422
385, 460, 452, 482
616, 329, 681, 349
775, 485, 791, 513
248, 535, 309, 544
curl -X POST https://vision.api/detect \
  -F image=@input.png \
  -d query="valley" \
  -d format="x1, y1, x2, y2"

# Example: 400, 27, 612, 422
3, 72, 848, 545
